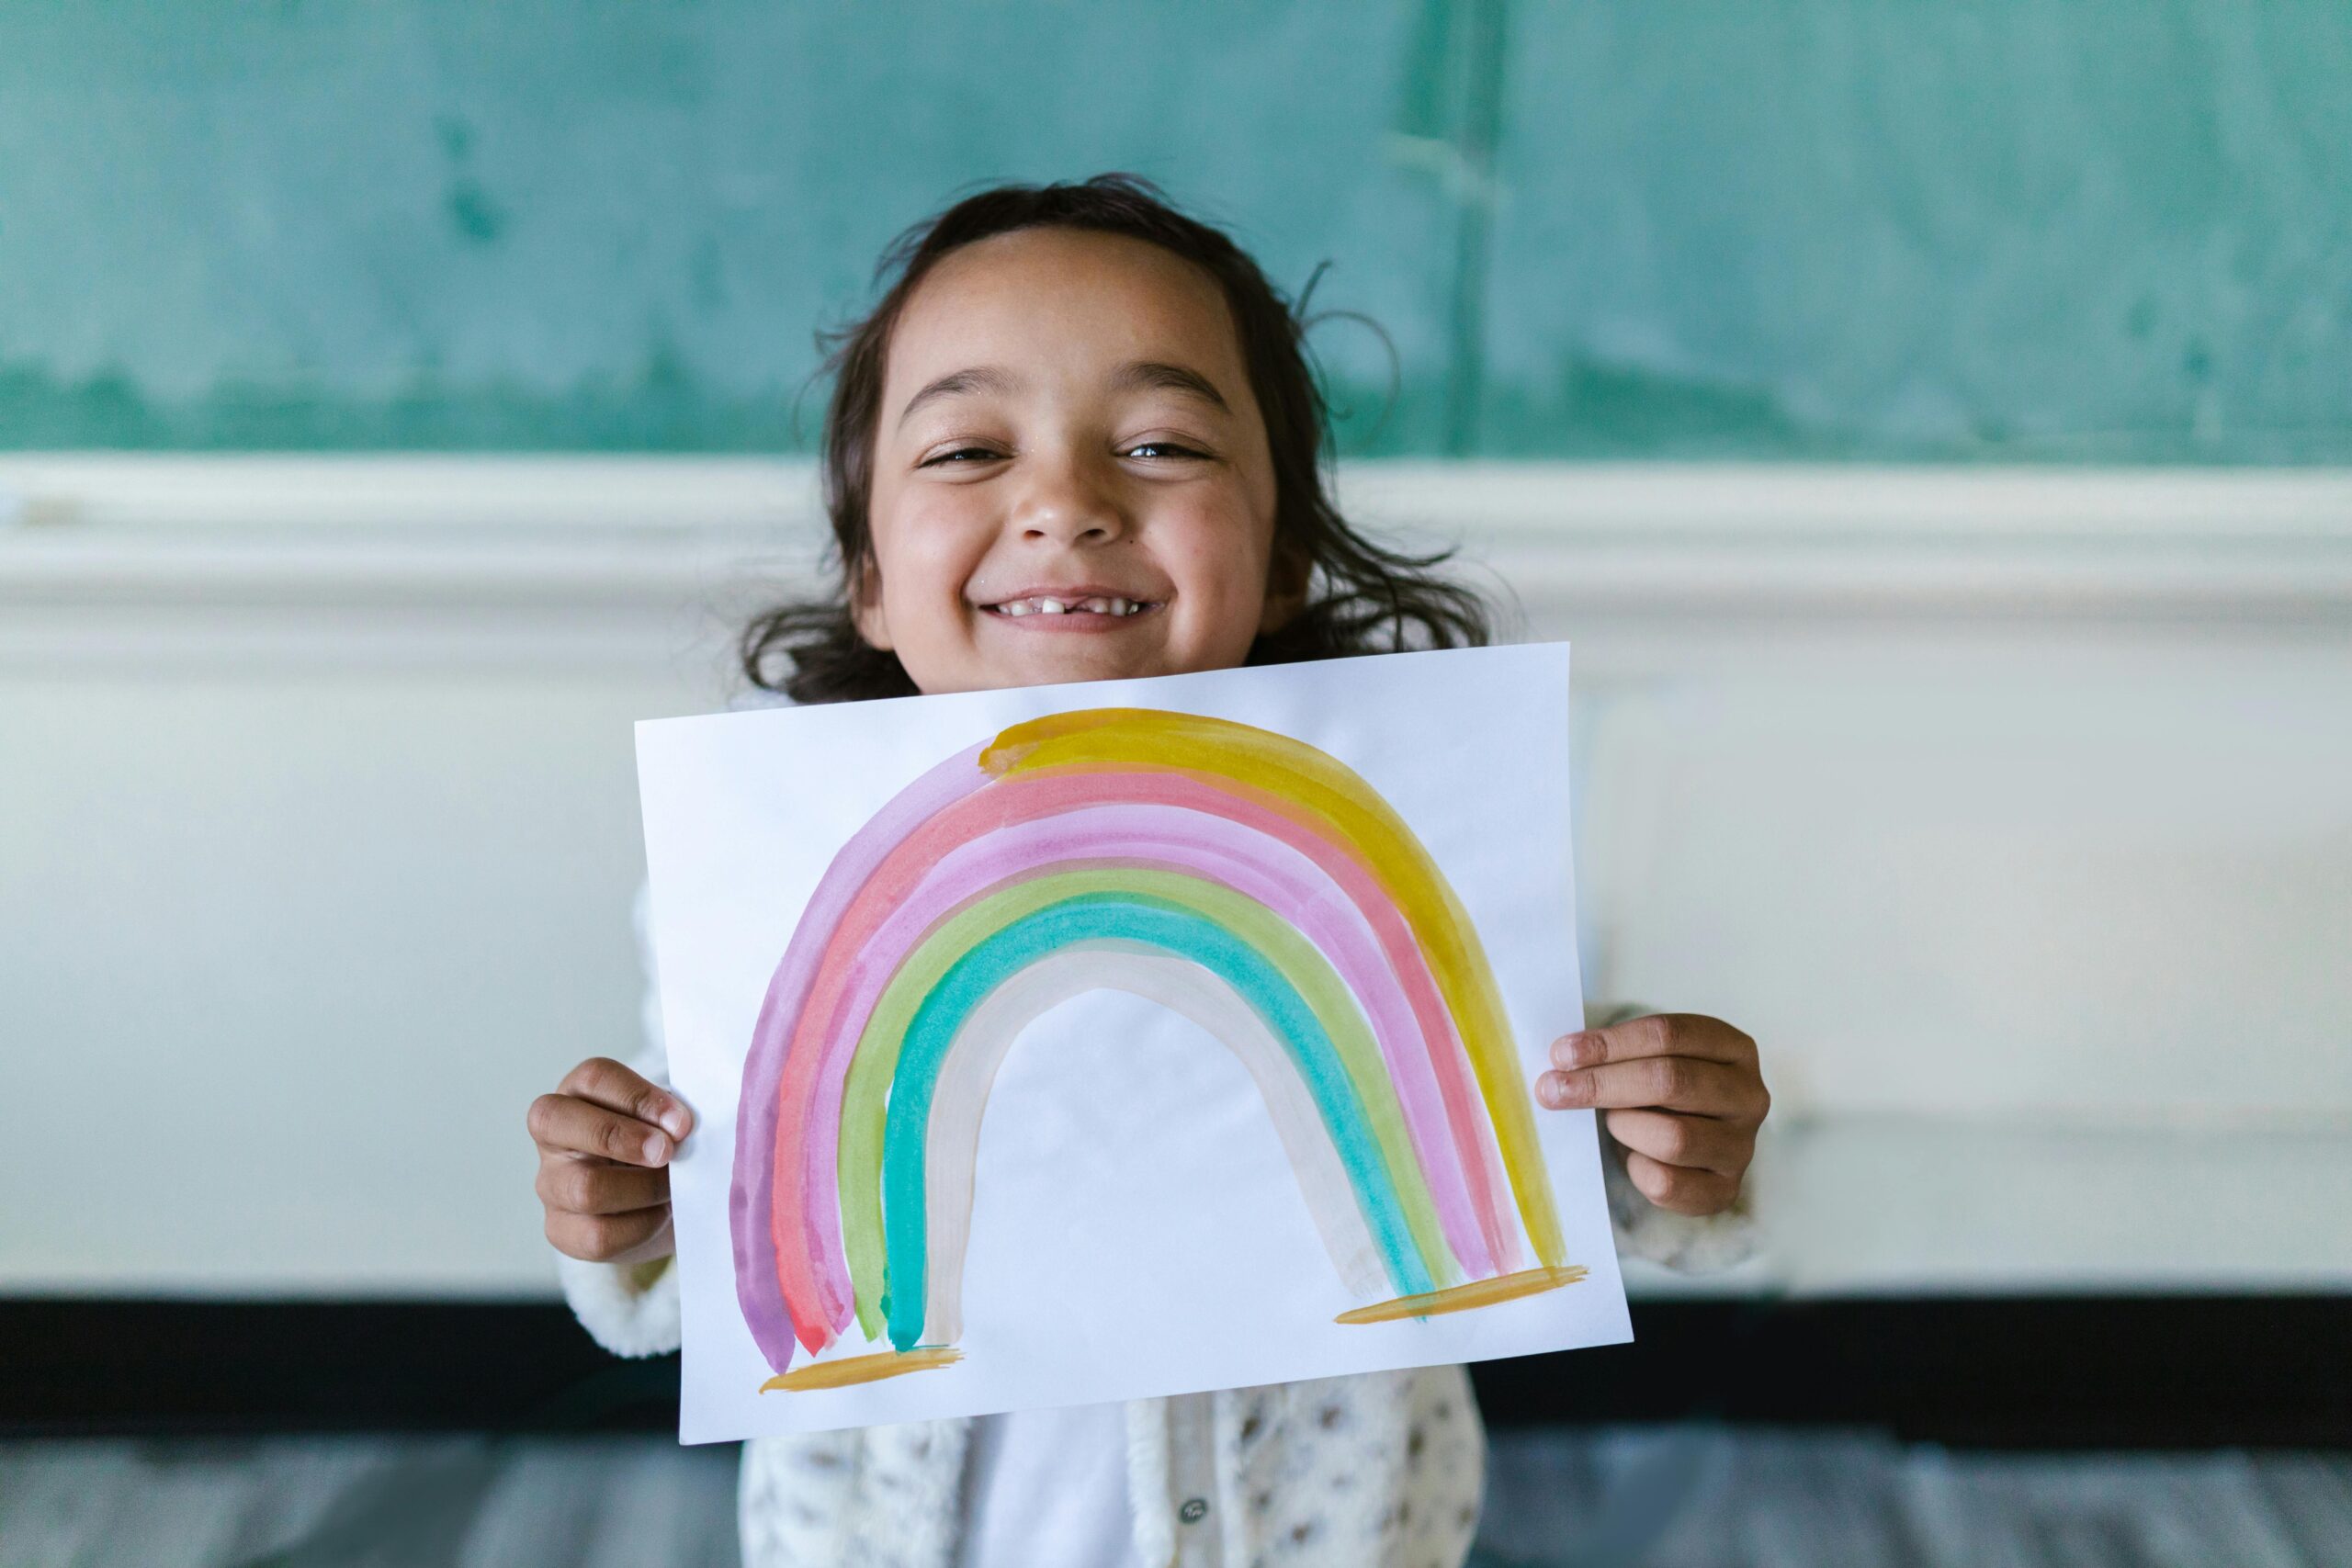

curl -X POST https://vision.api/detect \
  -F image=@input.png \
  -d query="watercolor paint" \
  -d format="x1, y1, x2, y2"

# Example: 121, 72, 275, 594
729, 706, 1577, 1391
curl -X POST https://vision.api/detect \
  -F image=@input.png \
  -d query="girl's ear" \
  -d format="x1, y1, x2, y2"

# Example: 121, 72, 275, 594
1257, 539, 1312, 636
849, 555, 894, 650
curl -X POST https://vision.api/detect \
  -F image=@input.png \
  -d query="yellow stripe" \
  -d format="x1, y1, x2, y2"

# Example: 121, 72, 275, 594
761, 1347, 961, 1392
982, 708, 1566, 1267
1333, 1264, 1585, 1325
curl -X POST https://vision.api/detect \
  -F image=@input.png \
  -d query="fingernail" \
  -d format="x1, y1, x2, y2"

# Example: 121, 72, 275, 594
1536, 1073, 1562, 1108
643, 1134, 670, 1165
1555, 1032, 1599, 1067
657, 1100, 690, 1139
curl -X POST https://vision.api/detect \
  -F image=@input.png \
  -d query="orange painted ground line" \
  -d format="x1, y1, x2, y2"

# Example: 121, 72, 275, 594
761, 1347, 963, 1393
1334, 1264, 1588, 1325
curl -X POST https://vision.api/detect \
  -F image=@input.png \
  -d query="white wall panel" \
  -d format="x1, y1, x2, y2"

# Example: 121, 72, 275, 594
4, 457, 2346, 1297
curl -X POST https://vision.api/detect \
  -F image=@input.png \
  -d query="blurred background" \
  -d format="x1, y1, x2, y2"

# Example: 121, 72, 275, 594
3, 3, 2347, 1565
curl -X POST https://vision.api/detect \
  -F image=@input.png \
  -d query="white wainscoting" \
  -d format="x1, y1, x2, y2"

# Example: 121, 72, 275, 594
3, 456, 2346, 1299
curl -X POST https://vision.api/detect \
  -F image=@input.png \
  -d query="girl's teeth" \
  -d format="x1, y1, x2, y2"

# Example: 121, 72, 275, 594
992, 595, 1150, 616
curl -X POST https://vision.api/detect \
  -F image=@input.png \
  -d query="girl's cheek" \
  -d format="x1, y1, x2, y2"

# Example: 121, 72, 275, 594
885, 507, 983, 602
1185, 515, 1279, 621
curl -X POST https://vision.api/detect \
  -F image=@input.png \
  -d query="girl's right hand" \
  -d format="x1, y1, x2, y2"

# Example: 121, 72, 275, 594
527, 1057, 695, 1265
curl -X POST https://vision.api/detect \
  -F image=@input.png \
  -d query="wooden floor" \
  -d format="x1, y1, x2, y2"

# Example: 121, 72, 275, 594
1476, 1428, 2352, 1568
2, 1427, 2346, 1567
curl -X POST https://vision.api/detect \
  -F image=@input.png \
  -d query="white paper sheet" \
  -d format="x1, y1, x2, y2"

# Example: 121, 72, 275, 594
635, 643, 1630, 1443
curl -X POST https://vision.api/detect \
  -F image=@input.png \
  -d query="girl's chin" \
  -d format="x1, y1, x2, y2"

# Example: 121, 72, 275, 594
984, 633, 1192, 684
1003, 648, 1175, 684
957, 619, 1171, 680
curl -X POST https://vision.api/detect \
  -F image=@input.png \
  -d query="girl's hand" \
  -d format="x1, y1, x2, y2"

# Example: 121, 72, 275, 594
527, 1057, 695, 1265
1534, 1014, 1768, 1217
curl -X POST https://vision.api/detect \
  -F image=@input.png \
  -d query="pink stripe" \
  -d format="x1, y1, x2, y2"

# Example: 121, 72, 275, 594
1006, 772, 1521, 1274
735, 742, 989, 1364
871, 804, 1497, 1278
779, 767, 1521, 1326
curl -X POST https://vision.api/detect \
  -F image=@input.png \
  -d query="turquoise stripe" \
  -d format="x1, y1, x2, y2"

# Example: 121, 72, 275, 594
877, 892, 1433, 1350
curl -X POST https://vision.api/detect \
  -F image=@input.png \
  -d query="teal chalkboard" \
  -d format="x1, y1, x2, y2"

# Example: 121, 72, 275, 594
1, 1, 2345, 460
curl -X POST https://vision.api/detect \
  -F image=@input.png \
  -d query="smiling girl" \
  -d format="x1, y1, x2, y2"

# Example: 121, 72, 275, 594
527, 175, 1768, 1568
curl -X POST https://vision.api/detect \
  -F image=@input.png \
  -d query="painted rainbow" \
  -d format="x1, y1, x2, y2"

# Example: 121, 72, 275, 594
732, 706, 1579, 1391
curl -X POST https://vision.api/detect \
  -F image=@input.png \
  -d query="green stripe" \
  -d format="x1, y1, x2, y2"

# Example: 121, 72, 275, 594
837, 867, 1453, 1346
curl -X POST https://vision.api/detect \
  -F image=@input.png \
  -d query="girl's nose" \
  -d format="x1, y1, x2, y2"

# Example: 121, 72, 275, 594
1010, 456, 1127, 546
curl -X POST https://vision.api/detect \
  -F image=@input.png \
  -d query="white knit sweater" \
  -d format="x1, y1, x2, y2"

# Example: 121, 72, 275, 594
559, 889, 1758, 1568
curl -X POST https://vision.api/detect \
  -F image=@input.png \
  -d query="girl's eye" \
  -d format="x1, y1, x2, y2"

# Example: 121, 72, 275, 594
922, 440, 1207, 467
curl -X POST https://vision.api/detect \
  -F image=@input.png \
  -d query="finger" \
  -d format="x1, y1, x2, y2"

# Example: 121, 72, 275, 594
527, 1093, 677, 1166
546, 1204, 672, 1263
1534, 1056, 1757, 1118
1623, 1150, 1739, 1216
537, 1154, 672, 1216
1549, 1014, 1757, 1072
555, 1057, 694, 1140
1602, 1108, 1753, 1178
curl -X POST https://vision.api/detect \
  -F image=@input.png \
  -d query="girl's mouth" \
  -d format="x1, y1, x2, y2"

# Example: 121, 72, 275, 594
978, 592, 1164, 627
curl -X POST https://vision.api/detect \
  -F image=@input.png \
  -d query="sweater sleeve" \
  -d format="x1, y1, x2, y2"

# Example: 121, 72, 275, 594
554, 881, 685, 1358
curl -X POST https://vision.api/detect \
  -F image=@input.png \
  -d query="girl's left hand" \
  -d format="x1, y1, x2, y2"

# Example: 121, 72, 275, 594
1533, 1014, 1769, 1217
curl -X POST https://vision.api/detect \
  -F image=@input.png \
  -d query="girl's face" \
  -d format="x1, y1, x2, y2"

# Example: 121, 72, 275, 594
854, 227, 1297, 694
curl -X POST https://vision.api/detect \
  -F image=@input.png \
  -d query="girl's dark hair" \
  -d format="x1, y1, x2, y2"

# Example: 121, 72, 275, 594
741, 172, 1495, 703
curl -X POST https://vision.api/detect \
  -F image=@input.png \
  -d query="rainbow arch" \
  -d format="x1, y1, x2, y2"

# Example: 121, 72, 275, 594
732, 706, 1577, 1388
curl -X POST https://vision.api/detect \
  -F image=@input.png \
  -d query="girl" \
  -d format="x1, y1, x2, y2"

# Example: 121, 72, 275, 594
527, 174, 1769, 1568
